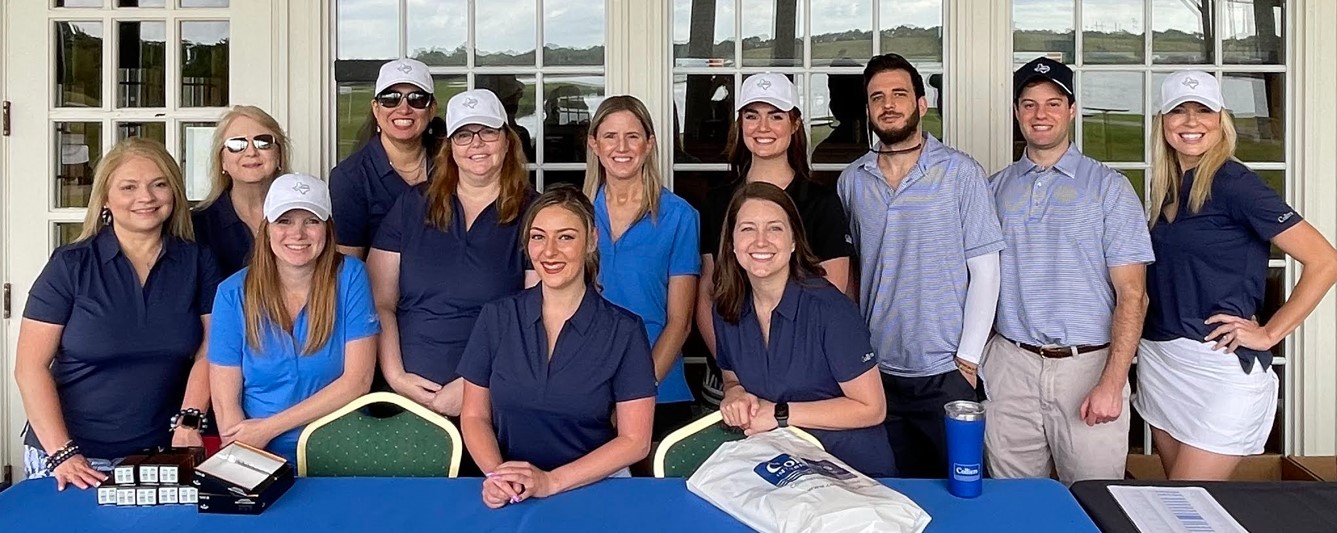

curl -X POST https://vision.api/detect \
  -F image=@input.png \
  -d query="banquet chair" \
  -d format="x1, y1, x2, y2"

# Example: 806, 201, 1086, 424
298, 392, 462, 477
652, 410, 824, 478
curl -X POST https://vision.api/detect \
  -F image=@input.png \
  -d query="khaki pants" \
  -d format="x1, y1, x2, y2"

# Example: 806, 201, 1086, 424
981, 335, 1130, 484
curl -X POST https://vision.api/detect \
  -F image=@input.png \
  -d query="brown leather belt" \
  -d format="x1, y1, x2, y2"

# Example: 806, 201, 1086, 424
1004, 337, 1109, 359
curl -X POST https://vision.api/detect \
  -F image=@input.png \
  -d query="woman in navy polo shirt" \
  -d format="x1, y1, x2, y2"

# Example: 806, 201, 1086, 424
459, 184, 655, 508
1139, 71, 1337, 480
368, 88, 535, 417
209, 173, 380, 464
192, 105, 291, 277
331, 57, 444, 259
16, 138, 218, 490
713, 182, 893, 477
583, 96, 700, 439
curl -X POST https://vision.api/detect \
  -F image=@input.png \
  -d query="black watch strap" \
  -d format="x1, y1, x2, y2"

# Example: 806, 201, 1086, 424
775, 402, 790, 428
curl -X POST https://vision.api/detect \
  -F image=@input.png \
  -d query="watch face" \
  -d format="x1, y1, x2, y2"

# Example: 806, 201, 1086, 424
180, 413, 202, 428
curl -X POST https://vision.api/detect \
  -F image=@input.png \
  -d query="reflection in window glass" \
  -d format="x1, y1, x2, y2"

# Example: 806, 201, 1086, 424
542, 76, 605, 163
337, 0, 398, 60
56, 21, 104, 108
1120, 168, 1145, 201
180, 0, 230, 7
811, 0, 871, 67
1013, 0, 1074, 65
811, 72, 872, 166
1224, 73, 1284, 162
55, 122, 102, 209
476, 75, 538, 163
543, 170, 586, 190
476, 0, 537, 67
119, 0, 165, 6
672, 0, 735, 67
408, 0, 467, 66
880, 0, 943, 64
1152, 0, 1213, 64
57, 0, 103, 6
674, 74, 734, 164
1080, 71, 1144, 163
116, 122, 166, 144
180, 121, 217, 201
740, 0, 803, 67
544, 0, 606, 66
55, 223, 85, 249
117, 21, 167, 108
180, 21, 229, 107
1223, 0, 1285, 64
1082, 0, 1144, 64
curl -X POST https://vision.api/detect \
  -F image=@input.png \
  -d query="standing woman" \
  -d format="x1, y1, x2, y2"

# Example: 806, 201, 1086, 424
368, 88, 535, 417
459, 185, 656, 508
584, 96, 700, 439
714, 182, 893, 477
331, 58, 442, 259
1139, 72, 1337, 480
193, 105, 291, 277
15, 138, 218, 489
209, 173, 380, 464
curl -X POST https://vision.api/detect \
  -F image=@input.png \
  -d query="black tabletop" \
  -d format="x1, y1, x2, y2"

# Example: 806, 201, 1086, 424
1070, 479, 1337, 533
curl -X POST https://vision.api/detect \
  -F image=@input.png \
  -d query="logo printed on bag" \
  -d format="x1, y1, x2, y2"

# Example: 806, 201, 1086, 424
953, 463, 981, 482
754, 454, 855, 487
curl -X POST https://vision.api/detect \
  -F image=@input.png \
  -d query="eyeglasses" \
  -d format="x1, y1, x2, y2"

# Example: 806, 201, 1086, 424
223, 134, 278, 153
375, 90, 434, 110
450, 127, 503, 146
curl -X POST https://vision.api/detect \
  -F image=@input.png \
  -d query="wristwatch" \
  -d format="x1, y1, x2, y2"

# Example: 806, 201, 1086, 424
171, 408, 205, 431
774, 402, 790, 428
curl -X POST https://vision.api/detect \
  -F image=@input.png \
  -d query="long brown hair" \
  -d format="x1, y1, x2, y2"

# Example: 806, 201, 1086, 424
425, 125, 530, 230
583, 96, 663, 221
198, 105, 290, 208
1149, 109, 1239, 227
713, 182, 825, 323
725, 106, 812, 183
78, 137, 194, 242
521, 183, 600, 288
243, 218, 344, 355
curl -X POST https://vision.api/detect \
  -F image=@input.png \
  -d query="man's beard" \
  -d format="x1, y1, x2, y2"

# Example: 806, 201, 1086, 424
871, 107, 922, 147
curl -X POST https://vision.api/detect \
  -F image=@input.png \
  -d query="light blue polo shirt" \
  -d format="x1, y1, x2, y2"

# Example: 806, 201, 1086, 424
990, 145, 1154, 347
836, 132, 1005, 377
593, 186, 701, 404
208, 257, 381, 464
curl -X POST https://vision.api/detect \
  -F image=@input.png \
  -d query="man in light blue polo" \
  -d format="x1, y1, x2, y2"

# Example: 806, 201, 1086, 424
837, 53, 1004, 478
983, 57, 1153, 484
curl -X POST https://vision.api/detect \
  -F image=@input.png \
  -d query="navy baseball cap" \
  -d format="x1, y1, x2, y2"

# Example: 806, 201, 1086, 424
1014, 57, 1074, 101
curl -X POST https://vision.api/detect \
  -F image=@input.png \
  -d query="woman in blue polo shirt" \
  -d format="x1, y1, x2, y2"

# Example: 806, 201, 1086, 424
331, 57, 444, 259
368, 88, 535, 418
582, 96, 700, 439
1139, 72, 1337, 480
713, 182, 893, 477
459, 184, 656, 508
192, 105, 291, 277
209, 173, 380, 464
16, 138, 218, 490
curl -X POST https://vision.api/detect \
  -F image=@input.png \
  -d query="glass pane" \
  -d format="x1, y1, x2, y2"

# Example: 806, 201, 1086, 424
180, 21, 229, 107
476, 0, 537, 67
811, 71, 872, 166
1265, 361, 1283, 453
542, 170, 586, 190
408, 0, 466, 66
119, 0, 165, 7
117, 21, 166, 108
1257, 170, 1286, 260
432, 74, 469, 108
180, 0, 229, 6
337, 0, 399, 60
741, 0, 802, 68
56, 0, 103, 6
1223, 0, 1285, 64
673, 0, 735, 67
1152, 0, 1213, 64
1120, 168, 1146, 202
1081, 0, 1145, 65
335, 80, 374, 162
671, 170, 732, 213
181, 122, 217, 202
56, 21, 104, 108
1013, 0, 1074, 65
674, 73, 734, 164
811, 0, 870, 67
55, 122, 102, 208
1081, 71, 1144, 162
880, 0, 943, 64
544, 0, 605, 66
922, 69, 944, 140
1225, 72, 1284, 162
542, 75, 605, 163
477, 75, 538, 163
116, 122, 165, 144
55, 223, 84, 248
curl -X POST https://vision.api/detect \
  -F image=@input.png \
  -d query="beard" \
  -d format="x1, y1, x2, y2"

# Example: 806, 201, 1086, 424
871, 107, 922, 146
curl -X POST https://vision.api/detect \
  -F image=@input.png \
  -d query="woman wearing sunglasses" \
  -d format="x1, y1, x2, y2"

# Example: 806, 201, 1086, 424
192, 105, 291, 277
367, 88, 535, 424
331, 58, 443, 260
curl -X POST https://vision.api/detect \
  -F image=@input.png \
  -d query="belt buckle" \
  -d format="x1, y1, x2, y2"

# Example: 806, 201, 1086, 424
1040, 345, 1076, 358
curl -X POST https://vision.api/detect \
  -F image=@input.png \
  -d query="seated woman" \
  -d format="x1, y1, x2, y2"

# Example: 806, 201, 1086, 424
208, 173, 380, 464
458, 184, 656, 508
714, 182, 895, 477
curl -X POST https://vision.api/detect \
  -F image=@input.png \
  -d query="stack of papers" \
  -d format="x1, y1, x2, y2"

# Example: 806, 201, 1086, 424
1108, 486, 1248, 533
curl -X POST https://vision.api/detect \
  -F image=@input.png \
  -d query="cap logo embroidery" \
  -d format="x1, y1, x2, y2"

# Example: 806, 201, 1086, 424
463, 97, 478, 109
397, 63, 413, 74
293, 182, 310, 195
1034, 63, 1050, 74
1182, 77, 1199, 89
758, 79, 772, 90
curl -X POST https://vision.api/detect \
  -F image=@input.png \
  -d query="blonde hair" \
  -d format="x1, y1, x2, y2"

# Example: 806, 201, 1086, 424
198, 105, 291, 209
243, 219, 343, 355
78, 137, 194, 242
1149, 110, 1239, 227
583, 96, 663, 221
425, 126, 530, 230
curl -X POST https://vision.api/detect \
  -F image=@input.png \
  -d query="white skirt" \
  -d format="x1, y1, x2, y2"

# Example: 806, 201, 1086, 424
1135, 338, 1278, 456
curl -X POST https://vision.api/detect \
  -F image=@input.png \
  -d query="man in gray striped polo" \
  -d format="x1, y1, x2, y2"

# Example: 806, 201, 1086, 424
837, 53, 1004, 478
983, 57, 1153, 484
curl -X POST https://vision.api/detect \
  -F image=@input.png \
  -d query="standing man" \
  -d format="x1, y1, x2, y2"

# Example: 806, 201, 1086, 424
984, 57, 1153, 484
836, 53, 1004, 478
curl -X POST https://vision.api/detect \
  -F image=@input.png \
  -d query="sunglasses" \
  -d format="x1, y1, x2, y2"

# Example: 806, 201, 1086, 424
223, 134, 278, 153
375, 90, 434, 110
450, 127, 503, 146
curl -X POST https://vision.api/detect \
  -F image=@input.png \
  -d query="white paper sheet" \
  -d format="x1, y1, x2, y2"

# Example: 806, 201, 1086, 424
1108, 486, 1248, 533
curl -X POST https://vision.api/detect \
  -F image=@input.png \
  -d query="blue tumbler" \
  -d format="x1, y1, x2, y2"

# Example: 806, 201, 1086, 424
944, 400, 985, 498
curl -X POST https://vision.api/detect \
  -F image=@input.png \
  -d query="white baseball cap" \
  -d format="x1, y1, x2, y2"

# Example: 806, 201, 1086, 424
375, 58, 434, 96
1159, 71, 1224, 114
445, 89, 507, 135
737, 72, 799, 112
264, 173, 332, 222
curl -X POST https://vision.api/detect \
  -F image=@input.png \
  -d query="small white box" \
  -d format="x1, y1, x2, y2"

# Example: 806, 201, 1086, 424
138, 464, 159, 484
97, 486, 117, 505
136, 487, 157, 506
158, 486, 179, 504
113, 465, 136, 485
179, 486, 199, 504
115, 487, 137, 506
159, 465, 179, 484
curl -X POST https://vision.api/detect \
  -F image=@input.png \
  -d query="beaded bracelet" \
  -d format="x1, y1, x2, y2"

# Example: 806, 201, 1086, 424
955, 360, 978, 375
44, 440, 82, 472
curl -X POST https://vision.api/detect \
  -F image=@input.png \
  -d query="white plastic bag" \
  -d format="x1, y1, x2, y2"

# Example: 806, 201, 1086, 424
687, 429, 931, 533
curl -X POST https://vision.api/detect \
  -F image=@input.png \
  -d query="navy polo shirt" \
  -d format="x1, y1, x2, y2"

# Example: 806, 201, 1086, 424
191, 191, 254, 277
699, 177, 854, 262
331, 137, 428, 248
373, 185, 534, 385
1145, 160, 1301, 373
457, 286, 657, 472
712, 279, 895, 477
22, 228, 219, 459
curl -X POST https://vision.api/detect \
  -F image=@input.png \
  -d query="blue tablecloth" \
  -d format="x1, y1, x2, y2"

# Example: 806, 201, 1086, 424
0, 477, 1097, 532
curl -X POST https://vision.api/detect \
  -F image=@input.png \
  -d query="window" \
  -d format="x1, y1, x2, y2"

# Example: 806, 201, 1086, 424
333, 0, 608, 189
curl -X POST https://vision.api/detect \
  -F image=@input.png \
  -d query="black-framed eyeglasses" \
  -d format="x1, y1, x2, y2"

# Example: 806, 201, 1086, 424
375, 90, 434, 110
450, 127, 503, 146
223, 134, 278, 153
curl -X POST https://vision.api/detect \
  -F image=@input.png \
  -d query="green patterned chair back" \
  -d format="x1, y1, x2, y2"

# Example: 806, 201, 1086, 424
298, 392, 462, 477
652, 411, 825, 478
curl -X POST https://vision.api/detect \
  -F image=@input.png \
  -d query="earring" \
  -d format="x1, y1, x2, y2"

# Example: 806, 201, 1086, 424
100, 207, 112, 225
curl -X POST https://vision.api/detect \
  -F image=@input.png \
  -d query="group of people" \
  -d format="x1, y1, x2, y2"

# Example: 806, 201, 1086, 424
15, 53, 1337, 507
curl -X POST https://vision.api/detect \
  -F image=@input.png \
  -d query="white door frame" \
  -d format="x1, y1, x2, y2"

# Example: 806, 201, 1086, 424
0, 0, 10, 486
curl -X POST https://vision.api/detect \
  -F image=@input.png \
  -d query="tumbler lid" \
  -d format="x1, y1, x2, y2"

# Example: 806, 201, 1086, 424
945, 400, 985, 421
